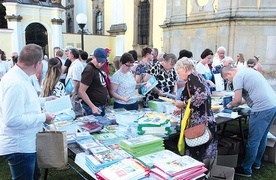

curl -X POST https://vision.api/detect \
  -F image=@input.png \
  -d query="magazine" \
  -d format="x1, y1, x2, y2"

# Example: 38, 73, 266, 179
140, 76, 158, 95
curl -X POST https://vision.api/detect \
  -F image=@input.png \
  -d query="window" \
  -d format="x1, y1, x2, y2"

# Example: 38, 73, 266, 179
96, 11, 103, 35
138, 0, 150, 45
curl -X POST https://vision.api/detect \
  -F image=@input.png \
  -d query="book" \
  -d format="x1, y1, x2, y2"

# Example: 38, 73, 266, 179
153, 155, 205, 177
137, 149, 181, 168
44, 95, 72, 115
140, 75, 158, 95
119, 135, 163, 149
96, 158, 149, 180
79, 122, 103, 133
76, 137, 101, 151
93, 132, 121, 145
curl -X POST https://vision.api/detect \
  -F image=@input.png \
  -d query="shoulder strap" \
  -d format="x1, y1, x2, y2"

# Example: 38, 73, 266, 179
88, 62, 106, 79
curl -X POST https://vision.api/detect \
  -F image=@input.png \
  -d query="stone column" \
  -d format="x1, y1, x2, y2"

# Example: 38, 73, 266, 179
6, 14, 22, 54
51, 18, 64, 52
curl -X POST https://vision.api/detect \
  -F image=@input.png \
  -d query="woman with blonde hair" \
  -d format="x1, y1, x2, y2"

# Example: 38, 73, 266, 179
40, 57, 65, 97
235, 53, 247, 68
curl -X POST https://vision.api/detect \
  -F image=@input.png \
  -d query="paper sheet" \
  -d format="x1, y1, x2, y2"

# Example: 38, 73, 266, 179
44, 95, 72, 115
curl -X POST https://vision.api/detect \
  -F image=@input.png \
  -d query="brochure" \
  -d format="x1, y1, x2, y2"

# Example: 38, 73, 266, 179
140, 76, 158, 95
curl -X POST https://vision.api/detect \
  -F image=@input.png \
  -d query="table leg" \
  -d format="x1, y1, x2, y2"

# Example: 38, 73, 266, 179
238, 117, 246, 155
44, 168, 48, 180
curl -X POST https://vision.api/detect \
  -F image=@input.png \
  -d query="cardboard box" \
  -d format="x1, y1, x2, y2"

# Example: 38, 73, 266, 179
217, 154, 238, 168
208, 164, 234, 180
264, 125, 276, 163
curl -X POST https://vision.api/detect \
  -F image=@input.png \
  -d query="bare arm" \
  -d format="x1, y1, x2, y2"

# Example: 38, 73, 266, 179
226, 89, 243, 109
110, 82, 129, 102
78, 83, 102, 114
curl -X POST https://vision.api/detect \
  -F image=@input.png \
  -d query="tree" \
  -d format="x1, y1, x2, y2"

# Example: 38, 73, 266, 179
0, 1, 8, 28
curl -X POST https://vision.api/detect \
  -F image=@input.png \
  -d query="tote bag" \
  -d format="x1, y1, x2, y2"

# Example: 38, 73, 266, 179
177, 99, 191, 155
65, 78, 74, 93
36, 131, 68, 169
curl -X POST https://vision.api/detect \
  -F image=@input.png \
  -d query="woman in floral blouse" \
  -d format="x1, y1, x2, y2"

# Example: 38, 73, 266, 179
174, 57, 217, 165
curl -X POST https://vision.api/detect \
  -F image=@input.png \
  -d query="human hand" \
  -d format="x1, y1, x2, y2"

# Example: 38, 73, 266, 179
45, 112, 56, 124
91, 106, 102, 114
226, 102, 233, 109
173, 100, 185, 108
124, 97, 130, 102
173, 108, 181, 116
46, 96, 58, 101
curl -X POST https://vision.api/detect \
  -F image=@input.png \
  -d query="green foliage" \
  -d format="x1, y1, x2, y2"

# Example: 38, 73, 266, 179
0, 2, 7, 28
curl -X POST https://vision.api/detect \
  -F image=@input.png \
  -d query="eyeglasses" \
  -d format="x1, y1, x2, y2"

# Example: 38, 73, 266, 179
124, 63, 134, 67
247, 64, 255, 68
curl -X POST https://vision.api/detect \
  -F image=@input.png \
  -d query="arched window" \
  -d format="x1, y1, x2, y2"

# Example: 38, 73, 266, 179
96, 11, 103, 35
138, 0, 150, 45
25, 23, 48, 55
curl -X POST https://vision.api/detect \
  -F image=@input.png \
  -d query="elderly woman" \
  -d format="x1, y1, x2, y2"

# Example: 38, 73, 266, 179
145, 53, 178, 104
173, 57, 217, 165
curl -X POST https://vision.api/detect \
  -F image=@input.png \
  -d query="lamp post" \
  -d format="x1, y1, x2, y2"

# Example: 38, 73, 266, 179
76, 13, 87, 50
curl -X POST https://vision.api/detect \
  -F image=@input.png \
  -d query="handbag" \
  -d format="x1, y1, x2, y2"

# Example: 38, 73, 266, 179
184, 81, 213, 147
70, 94, 83, 117
65, 78, 74, 93
184, 123, 212, 147
36, 131, 68, 168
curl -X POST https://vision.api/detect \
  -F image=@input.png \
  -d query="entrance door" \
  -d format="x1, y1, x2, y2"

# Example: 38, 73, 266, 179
25, 23, 48, 55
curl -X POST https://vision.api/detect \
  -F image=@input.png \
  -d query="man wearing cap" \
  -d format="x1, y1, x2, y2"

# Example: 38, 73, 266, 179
79, 48, 109, 116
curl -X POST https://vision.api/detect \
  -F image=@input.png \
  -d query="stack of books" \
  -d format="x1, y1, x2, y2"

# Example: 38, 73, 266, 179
96, 158, 150, 180
119, 135, 164, 157
76, 137, 101, 152
106, 143, 132, 158
137, 113, 172, 137
53, 120, 79, 144
92, 132, 122, 145
85, 148, 124, 173
137, 149, 181, 168
151, 155, 207, 180
79, 121, 103, 134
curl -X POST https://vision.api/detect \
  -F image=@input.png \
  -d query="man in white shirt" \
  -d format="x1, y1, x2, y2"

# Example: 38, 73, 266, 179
0, 44, 56, 180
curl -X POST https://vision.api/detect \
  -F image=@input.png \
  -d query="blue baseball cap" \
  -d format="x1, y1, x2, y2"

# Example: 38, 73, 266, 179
93, 48, 107, 63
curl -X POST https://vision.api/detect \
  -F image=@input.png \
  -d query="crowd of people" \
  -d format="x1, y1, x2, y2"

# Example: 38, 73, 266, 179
0, 44, 275, 179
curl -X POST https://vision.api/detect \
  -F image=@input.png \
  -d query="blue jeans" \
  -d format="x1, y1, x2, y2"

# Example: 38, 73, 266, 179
242, 107, 276, 174
113, 101, 138, 111
83, 103, 105, 116
4, 153, 41, 180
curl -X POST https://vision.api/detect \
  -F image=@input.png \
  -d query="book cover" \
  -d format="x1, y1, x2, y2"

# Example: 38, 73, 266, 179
119, 135, 163, 149
137, 150, 181, 168
153, 155, 205, 176
92, 150, 124, 165
96, 158, 149, 180
79, 122, 103, 133
140, 76, 158, 95
76, 138, 100, 151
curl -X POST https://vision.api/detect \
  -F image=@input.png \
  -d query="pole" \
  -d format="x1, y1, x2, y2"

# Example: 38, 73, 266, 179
81, 27, 84, 50
78, 23, 85, 50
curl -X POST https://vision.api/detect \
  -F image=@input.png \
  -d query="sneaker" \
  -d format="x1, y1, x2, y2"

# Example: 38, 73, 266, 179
235, 166, 251, 177
253, 165, 260, 170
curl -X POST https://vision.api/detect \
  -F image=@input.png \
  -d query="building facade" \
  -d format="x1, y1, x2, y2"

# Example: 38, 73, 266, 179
162, 0, 276, 75
0, 0, 275, 76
